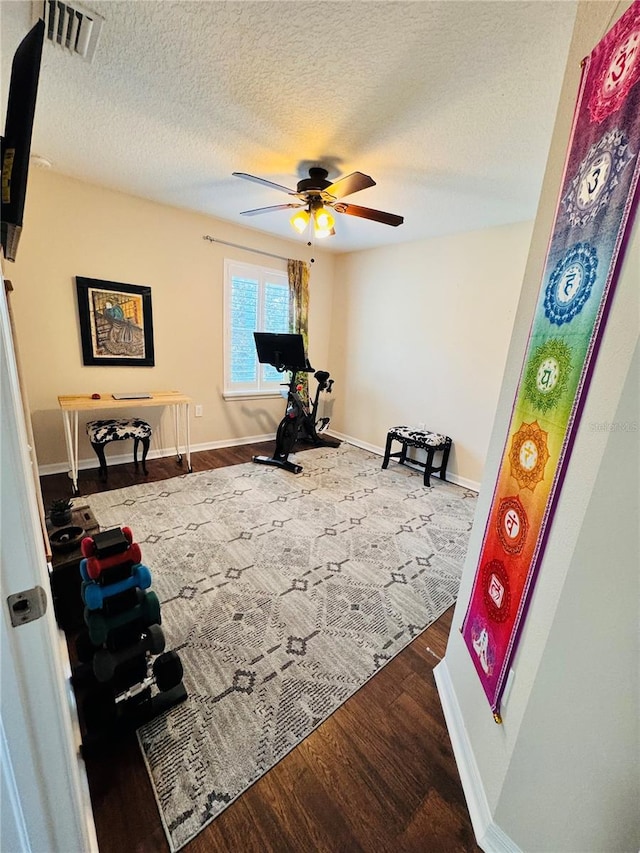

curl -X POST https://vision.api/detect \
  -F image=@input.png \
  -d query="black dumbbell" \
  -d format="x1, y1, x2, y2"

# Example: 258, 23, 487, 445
153, 651, 184, 692
92, 624, 165, 683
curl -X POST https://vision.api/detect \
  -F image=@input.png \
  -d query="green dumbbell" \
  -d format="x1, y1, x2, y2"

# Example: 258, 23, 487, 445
85, 589, 161, 646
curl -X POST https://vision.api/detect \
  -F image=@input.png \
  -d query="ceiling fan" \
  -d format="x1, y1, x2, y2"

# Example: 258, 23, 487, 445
232, 166, 404, 238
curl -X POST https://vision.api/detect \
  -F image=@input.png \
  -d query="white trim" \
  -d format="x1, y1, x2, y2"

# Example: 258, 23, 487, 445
38, 433, 277, 476
327, 430, 481, 492
39, 431, 483, 492
434, 661, 522, 853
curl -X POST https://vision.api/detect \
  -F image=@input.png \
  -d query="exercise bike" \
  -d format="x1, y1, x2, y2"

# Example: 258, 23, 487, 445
252, 333, 338, 474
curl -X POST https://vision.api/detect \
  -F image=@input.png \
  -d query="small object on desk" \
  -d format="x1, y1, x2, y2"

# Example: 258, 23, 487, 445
112, 392, 153, 400
91, 393, 101, 399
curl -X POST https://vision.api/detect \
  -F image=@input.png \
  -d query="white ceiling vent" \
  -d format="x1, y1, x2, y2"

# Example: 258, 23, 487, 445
32, 0, 104, 62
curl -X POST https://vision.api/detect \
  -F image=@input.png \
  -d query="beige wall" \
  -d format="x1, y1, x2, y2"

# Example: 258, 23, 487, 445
9, 167, 532, 489
439, 1, 639, 849
330, 222, 534, 488
6, 168, 336, 469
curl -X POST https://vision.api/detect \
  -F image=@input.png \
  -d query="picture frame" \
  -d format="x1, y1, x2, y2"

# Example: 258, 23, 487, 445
75, 277, 155, 367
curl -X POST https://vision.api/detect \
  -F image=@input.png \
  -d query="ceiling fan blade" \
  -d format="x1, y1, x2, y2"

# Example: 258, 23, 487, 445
333, 202, 404, 227
239, 203, 303, 216
325, 171, 376, 199
232, 172, 296, 195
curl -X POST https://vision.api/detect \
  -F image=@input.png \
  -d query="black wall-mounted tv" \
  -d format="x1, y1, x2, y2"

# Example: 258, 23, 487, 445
1, 19, 45, 262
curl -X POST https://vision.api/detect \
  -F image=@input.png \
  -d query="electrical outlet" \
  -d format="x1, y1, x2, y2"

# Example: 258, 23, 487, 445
195, 404, 203, 417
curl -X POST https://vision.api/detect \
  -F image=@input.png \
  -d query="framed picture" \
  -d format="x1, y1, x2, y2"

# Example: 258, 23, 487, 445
75, 277, 155, 367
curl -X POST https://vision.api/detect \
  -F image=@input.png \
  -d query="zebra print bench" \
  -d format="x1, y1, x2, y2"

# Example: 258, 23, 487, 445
86, 418, 152, 480
381, 426, 452, 487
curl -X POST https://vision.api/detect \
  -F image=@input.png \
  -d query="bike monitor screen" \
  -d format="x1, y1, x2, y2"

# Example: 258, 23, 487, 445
253, 332, 308, 371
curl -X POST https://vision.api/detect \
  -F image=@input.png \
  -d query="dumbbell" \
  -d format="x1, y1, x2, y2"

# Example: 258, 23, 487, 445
85, 589, 161, 646
81, 526, 133, 558
111, 650, 183, 700
92, 624, 165, 683
82, 541, 143, 582
82, 650, 184, 734
82, 655, 152, 730
82, 563, 152, 611
152, 651, 184, 692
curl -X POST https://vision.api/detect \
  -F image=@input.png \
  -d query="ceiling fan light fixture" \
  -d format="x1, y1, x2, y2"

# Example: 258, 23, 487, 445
313, 206, 335, 238
290, 209, 310, 234
234, 167, 403, 235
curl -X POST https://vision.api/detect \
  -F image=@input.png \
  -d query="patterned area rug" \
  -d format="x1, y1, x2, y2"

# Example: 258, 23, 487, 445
86, 443, 477, 851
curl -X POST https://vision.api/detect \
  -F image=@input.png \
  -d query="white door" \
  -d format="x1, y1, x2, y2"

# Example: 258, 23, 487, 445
0, 275, 97, 852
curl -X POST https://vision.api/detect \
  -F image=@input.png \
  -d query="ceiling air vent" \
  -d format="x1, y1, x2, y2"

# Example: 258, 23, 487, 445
32, 0, 104, 62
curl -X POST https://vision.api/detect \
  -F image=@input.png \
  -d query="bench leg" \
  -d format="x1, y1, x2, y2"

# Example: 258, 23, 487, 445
134, 437, 150, 475
423, 448, 435, 487
381, 433, 395, 470
440, 442, 451, 482
91, 442, 108, 480
141, 437, 150, 475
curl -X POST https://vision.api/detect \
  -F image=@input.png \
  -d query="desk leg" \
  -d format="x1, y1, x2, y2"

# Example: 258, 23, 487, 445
62, 410, 80, 495
170, 403, 192, 473
172, 404, 182, 464
184, 402, 192, 473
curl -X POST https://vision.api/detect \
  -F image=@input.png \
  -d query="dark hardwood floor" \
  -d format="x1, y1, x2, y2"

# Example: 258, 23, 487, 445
41, 442, 481, 853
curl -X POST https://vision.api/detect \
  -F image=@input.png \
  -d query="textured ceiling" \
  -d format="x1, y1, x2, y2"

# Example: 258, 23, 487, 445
1, 0, 577, 253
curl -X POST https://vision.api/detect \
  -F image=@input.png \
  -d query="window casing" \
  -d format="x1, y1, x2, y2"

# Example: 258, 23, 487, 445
224, 260, 290, 396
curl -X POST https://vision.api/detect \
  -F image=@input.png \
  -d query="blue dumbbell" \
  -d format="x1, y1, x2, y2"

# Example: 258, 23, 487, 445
80, 557, 139, 585
83, 563, 152, 611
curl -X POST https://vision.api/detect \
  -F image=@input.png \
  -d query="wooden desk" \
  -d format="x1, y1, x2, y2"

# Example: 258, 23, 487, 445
58, 391, 192, 494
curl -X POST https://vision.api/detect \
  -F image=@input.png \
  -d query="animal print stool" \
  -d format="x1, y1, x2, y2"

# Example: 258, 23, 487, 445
381, 426, 452, 487
86, 418, 152, 480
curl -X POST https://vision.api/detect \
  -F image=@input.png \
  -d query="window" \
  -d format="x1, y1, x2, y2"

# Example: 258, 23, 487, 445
224, 260, 290, 396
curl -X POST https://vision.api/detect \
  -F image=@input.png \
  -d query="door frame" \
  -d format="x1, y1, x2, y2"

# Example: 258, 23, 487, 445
1, 274, 97, 852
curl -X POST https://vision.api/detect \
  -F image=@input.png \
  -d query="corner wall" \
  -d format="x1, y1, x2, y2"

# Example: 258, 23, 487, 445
6, 169, 335, 468
330, 222, 533, 488
437, 2, 639, 850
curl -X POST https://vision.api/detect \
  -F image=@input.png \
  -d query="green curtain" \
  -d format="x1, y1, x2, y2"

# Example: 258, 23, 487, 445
287, 259, 310, 405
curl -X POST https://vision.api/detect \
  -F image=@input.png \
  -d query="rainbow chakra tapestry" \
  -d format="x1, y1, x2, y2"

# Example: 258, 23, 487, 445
462, 1, 640, 720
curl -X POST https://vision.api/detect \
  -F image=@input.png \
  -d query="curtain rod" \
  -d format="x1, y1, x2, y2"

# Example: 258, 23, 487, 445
202, 234, 306, 264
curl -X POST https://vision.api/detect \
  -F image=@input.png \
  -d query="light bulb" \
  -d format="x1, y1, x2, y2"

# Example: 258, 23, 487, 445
313, 206, 335, 238
290, 209, 310, 234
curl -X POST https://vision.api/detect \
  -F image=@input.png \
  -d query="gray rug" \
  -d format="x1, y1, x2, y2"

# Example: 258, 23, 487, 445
86, 443, 477, 851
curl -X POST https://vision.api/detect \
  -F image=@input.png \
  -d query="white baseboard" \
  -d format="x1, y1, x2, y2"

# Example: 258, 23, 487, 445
434, 660, 522, 853
329, 430, 481, 492
37, 433, 276, 477
39, 430, 481, 493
